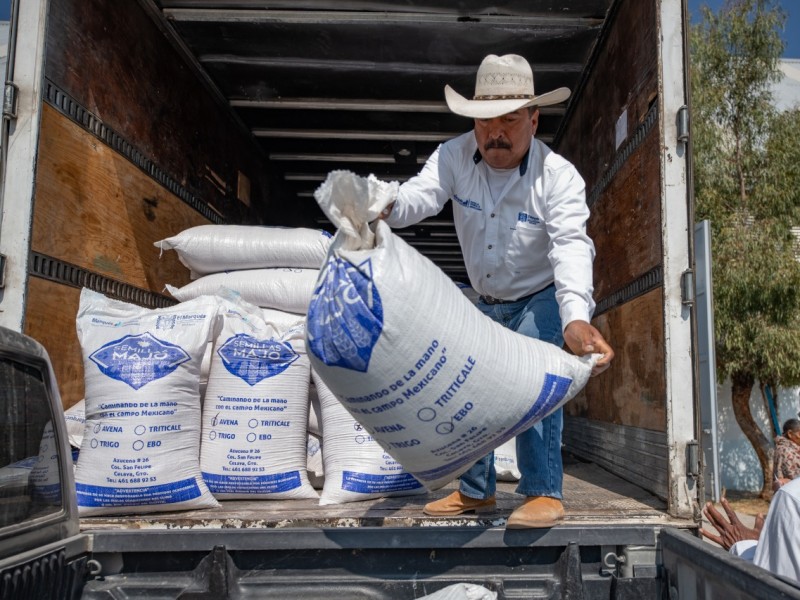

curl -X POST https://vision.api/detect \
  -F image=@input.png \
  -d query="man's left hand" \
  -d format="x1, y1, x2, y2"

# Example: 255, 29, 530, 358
563, 320, 614, 377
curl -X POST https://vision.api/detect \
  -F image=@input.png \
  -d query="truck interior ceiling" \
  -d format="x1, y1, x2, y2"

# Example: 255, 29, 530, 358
150, 0, 614, 282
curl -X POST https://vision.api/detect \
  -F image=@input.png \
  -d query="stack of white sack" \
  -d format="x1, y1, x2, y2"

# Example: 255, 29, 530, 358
306, 170, 597, 491
156, 224, 331, 494
74, 289, 221, 516
199, 302, 318, 500
155, 224, 332, 277
156, 225, 332, 314
313, 369, 426, 505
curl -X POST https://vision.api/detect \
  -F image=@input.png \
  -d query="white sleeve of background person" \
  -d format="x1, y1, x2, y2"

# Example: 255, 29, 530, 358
753, 478, 800, 582
64, 399, 86, 448
155, 225, 333, 277
313, 368, 425, 505
200, 299, 317, 499
166, 268, 319, 314
729, 540, 758, 561
74, 288, 221, 516
307, 171, 596, 490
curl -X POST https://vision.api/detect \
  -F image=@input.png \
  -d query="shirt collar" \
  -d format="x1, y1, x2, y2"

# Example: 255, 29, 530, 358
472, 145, 531, 176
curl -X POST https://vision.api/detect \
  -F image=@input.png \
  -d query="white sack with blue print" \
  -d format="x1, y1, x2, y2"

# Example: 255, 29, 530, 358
166, 268, 318, 314
64, 399, 86, 448
307, 171, 596, 490
74, 289, 220, 516
200, 303, 317, 499
313, 368, 425, 504
155, 225, 333, 279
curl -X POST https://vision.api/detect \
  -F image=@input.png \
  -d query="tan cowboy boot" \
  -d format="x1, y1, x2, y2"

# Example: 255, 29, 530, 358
506, 496, 565, 529
423, 491, 496, 516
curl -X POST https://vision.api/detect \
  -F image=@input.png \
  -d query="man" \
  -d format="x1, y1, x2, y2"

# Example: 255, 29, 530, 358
702, 478, 800, 583
380, 54, 614, 528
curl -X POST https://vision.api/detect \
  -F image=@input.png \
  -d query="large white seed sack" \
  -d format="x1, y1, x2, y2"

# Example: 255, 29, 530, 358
74, 289, 220, 516
307, 171, 596, 490
166, 268, 318, 314
313, 369, 425, 505
155, 225, 333, 278
200, 301, 317, 499
494, 439, 521, 482
456, 282, 481, 305
64, 399, 86, 448
458, 286, 519, 482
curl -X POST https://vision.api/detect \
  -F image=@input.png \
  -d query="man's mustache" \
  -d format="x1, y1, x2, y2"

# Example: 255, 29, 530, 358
485, 139, 512, 150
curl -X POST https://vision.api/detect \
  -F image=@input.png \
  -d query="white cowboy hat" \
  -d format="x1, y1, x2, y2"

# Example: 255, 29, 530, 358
444, 54, 571, 119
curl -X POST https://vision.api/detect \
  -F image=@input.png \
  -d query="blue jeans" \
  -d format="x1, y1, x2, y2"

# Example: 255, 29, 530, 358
459, 283, 564, 500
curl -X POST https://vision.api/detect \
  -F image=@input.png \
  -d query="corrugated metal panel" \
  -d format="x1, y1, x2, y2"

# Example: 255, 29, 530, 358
563, 417, 669, 501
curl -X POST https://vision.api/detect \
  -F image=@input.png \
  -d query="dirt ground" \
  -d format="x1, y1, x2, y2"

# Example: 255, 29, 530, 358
722, 490, 771, 517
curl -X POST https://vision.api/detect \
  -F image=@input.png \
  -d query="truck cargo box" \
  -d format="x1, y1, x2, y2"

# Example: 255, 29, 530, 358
0, 0, 710, 597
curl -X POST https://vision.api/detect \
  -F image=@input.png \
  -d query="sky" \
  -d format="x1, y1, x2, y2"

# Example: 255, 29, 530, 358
0, 1, 794, 57
688, 0, 799, 58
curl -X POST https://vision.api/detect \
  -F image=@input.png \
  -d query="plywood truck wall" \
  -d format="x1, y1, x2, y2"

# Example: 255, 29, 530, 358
559, 0, 695, 515
24, 0, 272, 407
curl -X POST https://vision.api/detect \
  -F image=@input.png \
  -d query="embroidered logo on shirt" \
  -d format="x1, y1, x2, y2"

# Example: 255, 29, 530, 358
517, 212, 541, 225
453, 194, 482, 211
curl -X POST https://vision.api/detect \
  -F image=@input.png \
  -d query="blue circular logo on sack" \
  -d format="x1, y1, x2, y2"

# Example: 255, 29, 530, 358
217, 333, 299, 386
307, 256, 383, 372
89, 332, 190, 390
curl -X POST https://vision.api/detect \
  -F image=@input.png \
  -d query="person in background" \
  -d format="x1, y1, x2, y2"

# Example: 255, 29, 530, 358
701, 496, 764, 554
702, 478, 800, 583
379, 53, 614, 528
773, 418, 800, 490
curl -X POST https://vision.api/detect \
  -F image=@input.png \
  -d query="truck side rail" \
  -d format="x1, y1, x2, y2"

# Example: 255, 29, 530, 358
660, 527, 800, 599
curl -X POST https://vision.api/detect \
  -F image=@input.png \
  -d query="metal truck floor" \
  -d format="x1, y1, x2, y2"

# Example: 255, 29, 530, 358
79, 457, 695, 531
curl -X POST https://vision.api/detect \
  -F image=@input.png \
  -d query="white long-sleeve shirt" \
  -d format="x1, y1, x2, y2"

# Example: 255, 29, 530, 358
387, 131, 595, 329
752, 478, 800, 582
